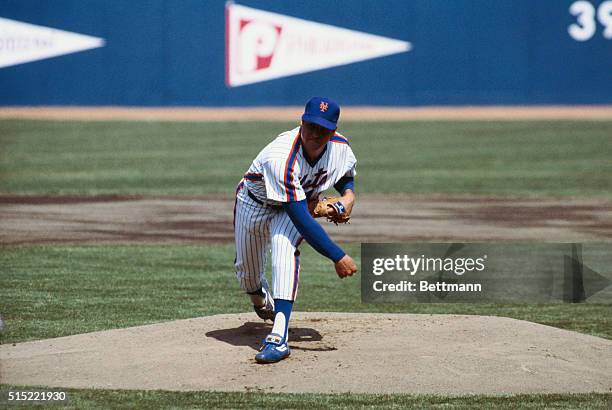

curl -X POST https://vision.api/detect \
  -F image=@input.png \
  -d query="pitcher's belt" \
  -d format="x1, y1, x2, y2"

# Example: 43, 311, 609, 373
247, 189, 282, 209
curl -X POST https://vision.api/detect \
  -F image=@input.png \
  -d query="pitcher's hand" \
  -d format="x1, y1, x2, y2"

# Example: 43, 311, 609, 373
335, 254, 357, 278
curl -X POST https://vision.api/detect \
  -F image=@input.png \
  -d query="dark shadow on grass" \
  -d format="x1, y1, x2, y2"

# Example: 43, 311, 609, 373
206, 321, 335, 351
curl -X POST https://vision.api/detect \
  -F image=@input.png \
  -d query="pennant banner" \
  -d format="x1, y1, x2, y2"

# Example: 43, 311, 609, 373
0, 17, 104, 69
225, 3, 411, 87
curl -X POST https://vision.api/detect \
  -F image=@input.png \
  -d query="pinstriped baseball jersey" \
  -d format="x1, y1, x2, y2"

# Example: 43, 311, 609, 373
234, 126, 357, 303
243, 126, 356, 205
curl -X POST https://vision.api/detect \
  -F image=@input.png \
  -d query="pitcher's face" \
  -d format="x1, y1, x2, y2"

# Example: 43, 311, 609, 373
300, 121, 334, 152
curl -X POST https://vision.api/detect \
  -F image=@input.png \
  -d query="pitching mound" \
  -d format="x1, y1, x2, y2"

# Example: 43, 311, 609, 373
1, 313, 611, 395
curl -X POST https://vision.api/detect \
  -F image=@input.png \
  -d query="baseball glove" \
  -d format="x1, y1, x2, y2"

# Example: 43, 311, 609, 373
311, 196, 351, 225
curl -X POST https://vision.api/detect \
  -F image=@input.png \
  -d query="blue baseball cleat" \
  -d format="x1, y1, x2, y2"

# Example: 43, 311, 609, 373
255, 333, 290, 364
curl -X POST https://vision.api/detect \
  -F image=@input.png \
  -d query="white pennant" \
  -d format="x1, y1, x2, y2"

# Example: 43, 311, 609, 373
225, 3, 411, 87
0, 17, 105, 69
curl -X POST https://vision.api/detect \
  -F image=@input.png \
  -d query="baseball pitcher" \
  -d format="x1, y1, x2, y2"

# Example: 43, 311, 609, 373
233, 96, 358, 363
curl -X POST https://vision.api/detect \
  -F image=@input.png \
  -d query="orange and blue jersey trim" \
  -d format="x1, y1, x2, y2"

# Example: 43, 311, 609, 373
291, 237, 303, 300
233, 180, 245, 227
330, 134, 349, 145
284, 133, 301, 202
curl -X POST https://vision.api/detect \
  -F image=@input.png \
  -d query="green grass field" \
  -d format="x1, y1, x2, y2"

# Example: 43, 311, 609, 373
1, 119, 611, 409
2, 245, 610, 343
1, 120, 611, 196
1, 387, 610, 409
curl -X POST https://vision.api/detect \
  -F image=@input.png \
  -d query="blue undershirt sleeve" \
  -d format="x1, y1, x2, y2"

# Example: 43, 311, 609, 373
334, 176, 354, 195
282, 200, 346, 263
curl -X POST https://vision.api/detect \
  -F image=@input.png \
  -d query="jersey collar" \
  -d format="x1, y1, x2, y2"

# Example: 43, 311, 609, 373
302, 144, 327, 167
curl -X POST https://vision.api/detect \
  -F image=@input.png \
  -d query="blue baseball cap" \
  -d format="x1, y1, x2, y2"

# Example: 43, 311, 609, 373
301, 97, 340, 131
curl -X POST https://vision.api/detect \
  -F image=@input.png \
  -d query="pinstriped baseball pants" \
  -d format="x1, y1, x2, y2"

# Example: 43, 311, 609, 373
234, 184, 303, 301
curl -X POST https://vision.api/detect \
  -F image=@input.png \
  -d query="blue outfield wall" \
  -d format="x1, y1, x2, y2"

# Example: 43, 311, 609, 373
1, 0, 611, 106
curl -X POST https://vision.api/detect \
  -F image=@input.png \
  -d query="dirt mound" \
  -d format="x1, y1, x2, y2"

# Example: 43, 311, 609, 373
1, 195, 611, 245
1, 313, 610, 394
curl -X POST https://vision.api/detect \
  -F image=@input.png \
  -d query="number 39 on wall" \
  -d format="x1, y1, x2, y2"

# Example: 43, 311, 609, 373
569, 1, 612, 41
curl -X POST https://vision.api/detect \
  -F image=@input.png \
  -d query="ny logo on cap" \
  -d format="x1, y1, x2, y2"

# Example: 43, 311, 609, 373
319, 102, 329, 112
